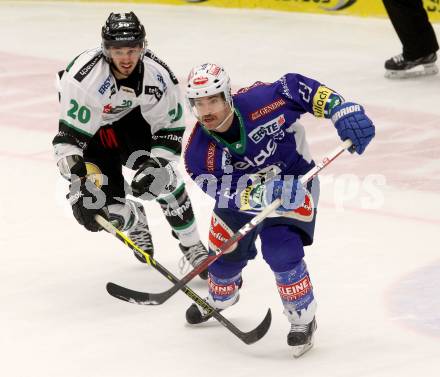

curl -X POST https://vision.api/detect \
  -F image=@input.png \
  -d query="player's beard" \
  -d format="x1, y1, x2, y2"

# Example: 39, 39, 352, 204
111, 61, 137, 79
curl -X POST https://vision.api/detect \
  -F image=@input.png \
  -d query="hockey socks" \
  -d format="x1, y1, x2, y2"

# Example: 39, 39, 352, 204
186, 272, 242, 324
157, 184, 201, 247
274, 260, 317, 356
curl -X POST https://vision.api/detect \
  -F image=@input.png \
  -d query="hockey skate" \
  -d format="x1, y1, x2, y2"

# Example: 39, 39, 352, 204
186, 294, 240, 324
178, 241, 209, 280
128, 221, 154, 262
385, 52, 438, 78
287, 317, 317, 358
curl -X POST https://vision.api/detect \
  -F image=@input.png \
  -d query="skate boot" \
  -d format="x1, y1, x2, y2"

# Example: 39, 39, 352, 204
385, 52, 438, 78
128, 220, 154, 263
287, 317, 317, 358
186, 273, 242, 324
186, 295, 240, 324
178, 241, 209, 280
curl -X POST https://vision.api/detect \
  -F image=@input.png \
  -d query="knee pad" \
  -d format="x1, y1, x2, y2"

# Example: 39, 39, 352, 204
108, 199, 145, 231
261, 225, 305, 272
207, 271, 242, 310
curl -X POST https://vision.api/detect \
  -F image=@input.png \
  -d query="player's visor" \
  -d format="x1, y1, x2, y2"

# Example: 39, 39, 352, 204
188, 93, 229, 120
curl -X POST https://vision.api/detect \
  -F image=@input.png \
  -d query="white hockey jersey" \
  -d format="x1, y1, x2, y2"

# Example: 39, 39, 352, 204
53, 47, 184, 166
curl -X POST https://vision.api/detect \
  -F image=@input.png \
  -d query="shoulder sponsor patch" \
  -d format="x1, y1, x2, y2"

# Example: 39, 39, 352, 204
144, 85, 163, 101
74, 54, 103, 82
250, 98, 286, 121
144, 50, 179, 85
312, 85, 336, 118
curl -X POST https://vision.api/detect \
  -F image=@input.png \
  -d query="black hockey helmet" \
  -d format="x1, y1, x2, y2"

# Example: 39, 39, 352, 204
101, 12, 146, 59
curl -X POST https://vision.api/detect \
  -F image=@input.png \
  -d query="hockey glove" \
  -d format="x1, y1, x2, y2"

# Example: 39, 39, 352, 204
131, 157, 177, 200
240, 178, 306, 213
68, 178, 109, 232
330, 102, 375, 154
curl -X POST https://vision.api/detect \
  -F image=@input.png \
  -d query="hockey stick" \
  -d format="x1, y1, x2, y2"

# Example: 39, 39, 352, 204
106, 139, 353, 305
96, 215, 272, 345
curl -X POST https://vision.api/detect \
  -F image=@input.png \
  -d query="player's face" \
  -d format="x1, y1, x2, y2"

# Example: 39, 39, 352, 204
191, 94, 232, 131
109, 46, 142, 78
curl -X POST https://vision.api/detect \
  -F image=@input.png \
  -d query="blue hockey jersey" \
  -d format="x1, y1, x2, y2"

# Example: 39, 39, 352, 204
184, 73, 343, 211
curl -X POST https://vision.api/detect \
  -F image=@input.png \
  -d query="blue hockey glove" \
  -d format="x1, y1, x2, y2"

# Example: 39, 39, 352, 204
330, 102, 375, 154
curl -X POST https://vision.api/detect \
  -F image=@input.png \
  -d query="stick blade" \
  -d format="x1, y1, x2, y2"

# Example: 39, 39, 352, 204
106, 282, 165, 305
240, 308, 272, 345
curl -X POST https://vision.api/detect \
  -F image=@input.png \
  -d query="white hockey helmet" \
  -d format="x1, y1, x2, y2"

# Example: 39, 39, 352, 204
186, 63, 233, 108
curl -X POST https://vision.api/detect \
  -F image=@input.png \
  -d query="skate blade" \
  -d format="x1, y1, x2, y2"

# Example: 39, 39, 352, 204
385, 63, 439, 79
291, 340, 314, 358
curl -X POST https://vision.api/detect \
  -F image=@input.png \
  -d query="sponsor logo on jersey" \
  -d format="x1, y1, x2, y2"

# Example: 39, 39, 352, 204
233, 139, 278, 170
168, 103, 183, 123
54, 129, 88, 150
208, 213, 236, 252
206, 142, 217, 172
313, 85, 335, 118
144, 85, 163, 101
151, 133, 182, 143
279, 76, 293, 100
162, 197, 191, 218
277, 275, 312, 301
103, 104, 112, 114
237, 81, 268, 94
110, 84, 117, 97
156, 73, 167, 92
248, 114, 286, 144
282, 191, 314, 222
98, 75, 112, 95
250, 98, 286, 121
102, 100, 133, 114
144, 50, 179, 85
120, 86, 135, 95
221, 149, 233, 173
74, 54, 103, 82
239, 182, 265, 211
